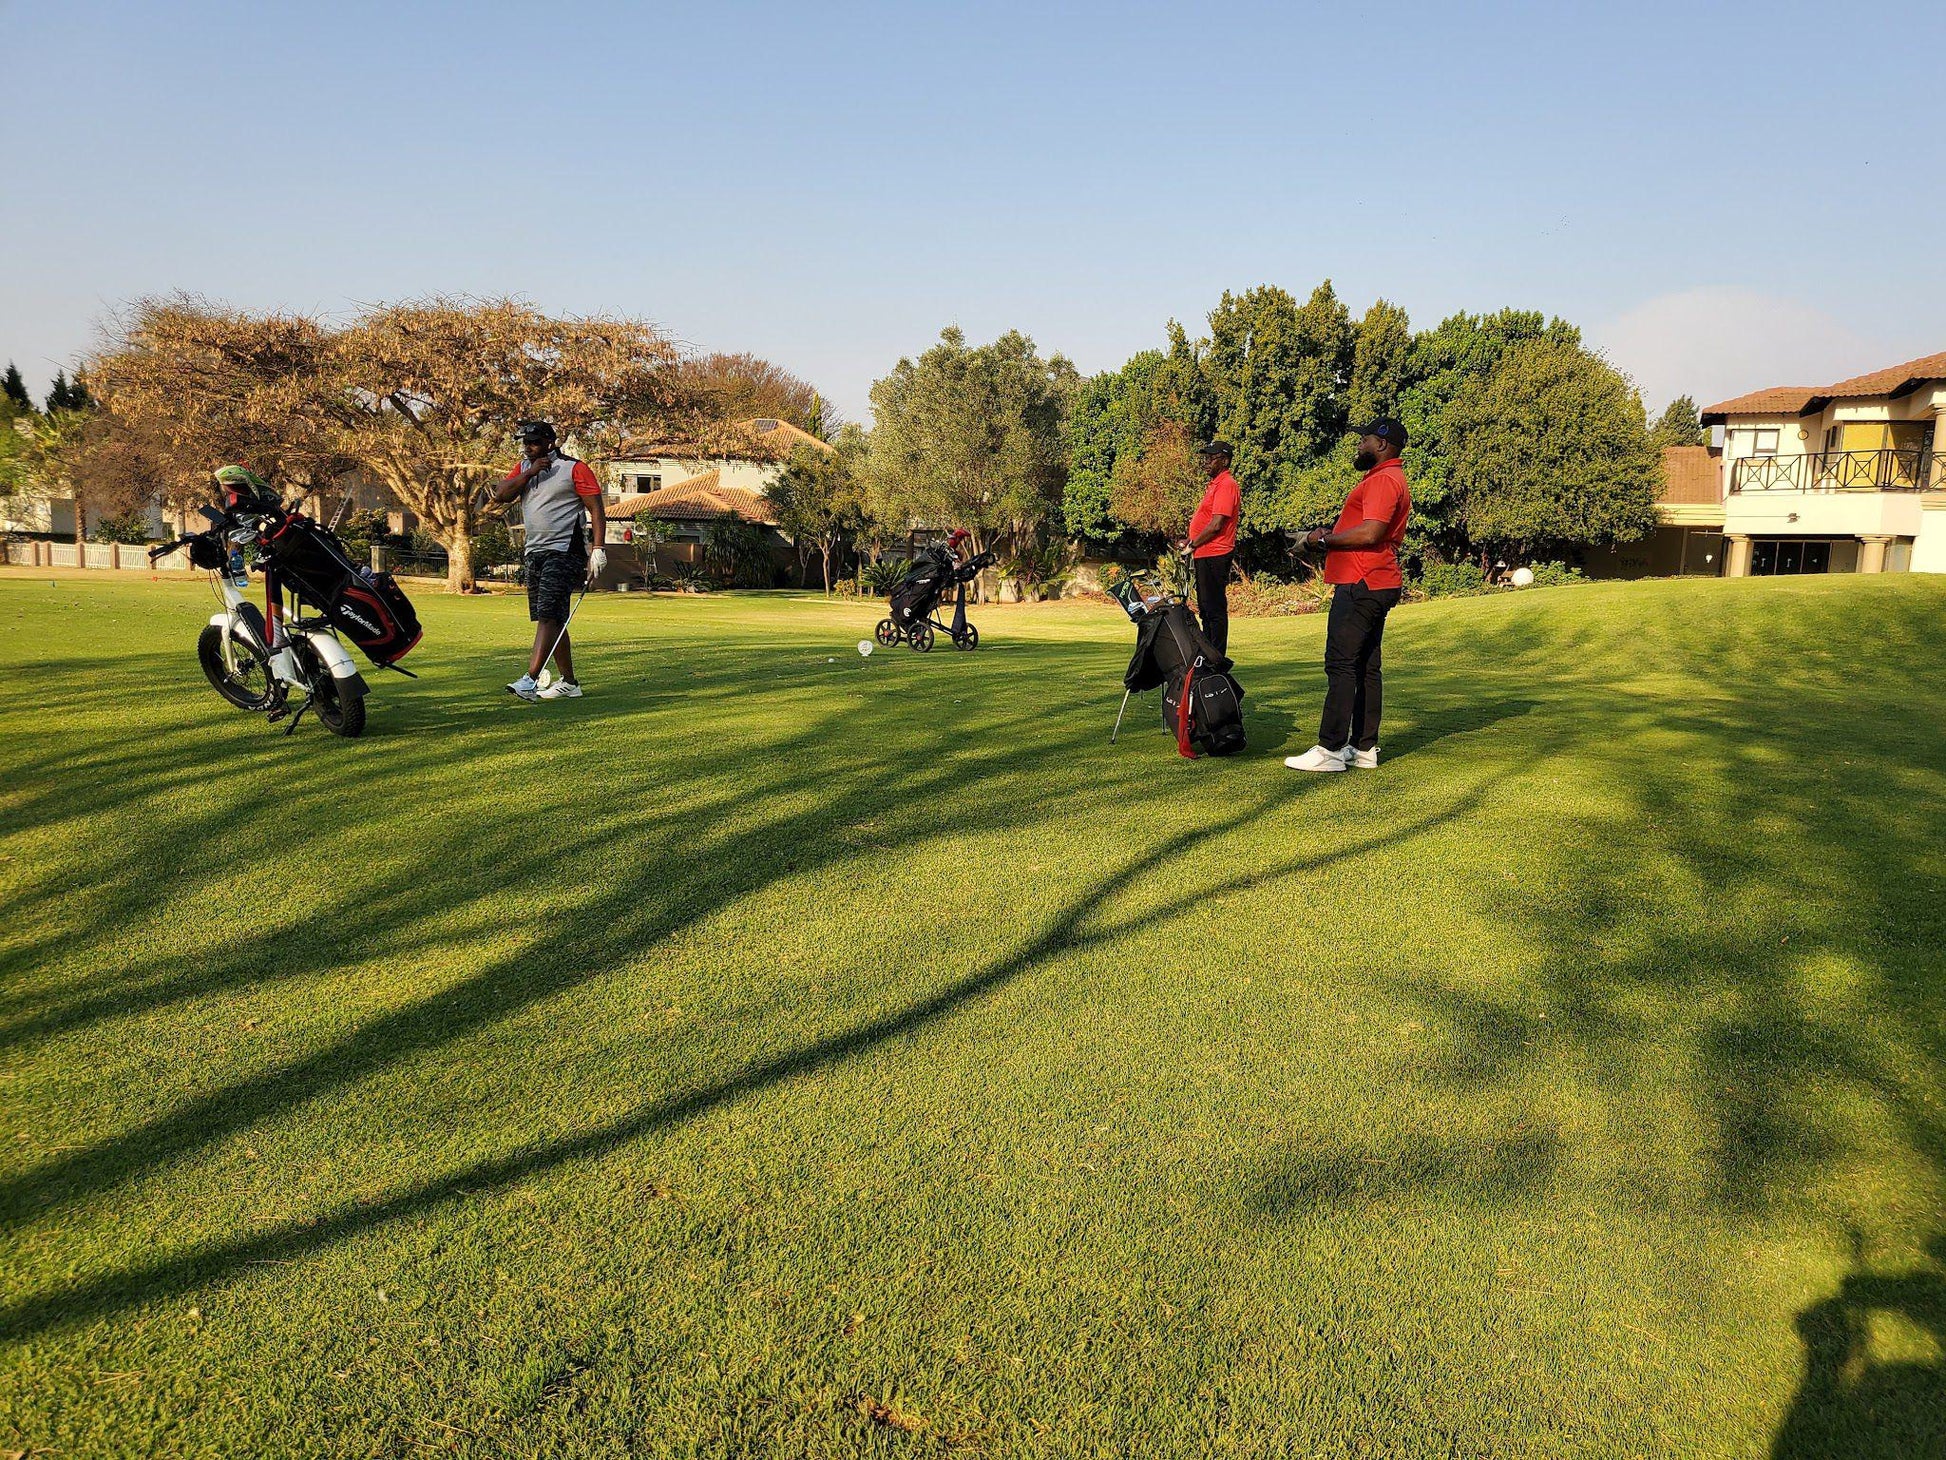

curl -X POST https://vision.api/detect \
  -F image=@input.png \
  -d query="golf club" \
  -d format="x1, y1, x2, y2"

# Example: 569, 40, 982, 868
534, 581, 590, 688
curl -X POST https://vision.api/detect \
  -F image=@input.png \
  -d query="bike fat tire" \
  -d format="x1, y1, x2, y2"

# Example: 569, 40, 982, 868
197, 623, 279, 711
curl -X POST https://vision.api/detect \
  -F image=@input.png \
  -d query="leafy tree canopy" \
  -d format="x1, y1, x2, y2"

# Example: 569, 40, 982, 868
1448, 337, 1660, 556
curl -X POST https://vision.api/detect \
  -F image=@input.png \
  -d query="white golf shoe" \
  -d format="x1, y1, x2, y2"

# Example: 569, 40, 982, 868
507, 673, 541, 701
537, 679, 583, 699
1346, 746, 1379, 769
1284, 745, 1348, 772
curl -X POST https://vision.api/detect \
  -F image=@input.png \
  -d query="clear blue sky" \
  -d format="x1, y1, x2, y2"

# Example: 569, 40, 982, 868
4, 0, 1940, 422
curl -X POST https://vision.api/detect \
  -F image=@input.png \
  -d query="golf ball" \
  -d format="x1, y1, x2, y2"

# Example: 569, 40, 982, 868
858, 640, 874, 657
1510, 567, 1535, 588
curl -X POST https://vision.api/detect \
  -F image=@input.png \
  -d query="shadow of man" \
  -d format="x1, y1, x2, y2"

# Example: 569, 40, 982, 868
1771, 1234, 1946, 1459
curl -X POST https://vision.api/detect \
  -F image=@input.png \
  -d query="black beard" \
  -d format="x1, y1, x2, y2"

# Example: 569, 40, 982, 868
1352, 450, 1377, 471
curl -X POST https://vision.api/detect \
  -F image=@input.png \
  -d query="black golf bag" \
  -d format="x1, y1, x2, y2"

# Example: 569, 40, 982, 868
889, 547, 956, 630
1124, 600, 1246, 757
263, 513, 423, 666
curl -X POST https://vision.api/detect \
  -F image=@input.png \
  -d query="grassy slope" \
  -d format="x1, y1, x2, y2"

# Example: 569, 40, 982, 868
1, 570, 1942, 1459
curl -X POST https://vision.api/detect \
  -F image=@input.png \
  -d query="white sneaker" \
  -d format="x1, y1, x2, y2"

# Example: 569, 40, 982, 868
1284, 745, 1349, 772
1346, 746, 1379, 769
507, 674, 540, 701
537, 679, 583, 699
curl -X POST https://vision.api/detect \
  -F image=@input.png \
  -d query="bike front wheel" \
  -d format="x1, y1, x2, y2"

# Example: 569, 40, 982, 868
197, 624, 279, 711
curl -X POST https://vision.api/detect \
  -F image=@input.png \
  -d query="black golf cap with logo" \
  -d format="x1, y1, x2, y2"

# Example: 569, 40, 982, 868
517, 420, 558, 446
1197, 440, 1234, 459
1352, 418, 1409, 448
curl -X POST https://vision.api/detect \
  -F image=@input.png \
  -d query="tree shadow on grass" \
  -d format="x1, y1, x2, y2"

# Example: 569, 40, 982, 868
0, 765, 1500, 1343
1771, 1234, 1946, 1460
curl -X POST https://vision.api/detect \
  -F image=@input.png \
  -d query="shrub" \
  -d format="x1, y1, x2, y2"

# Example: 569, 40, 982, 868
1418, 561, 1488, 598
1229, 571, 1331, 617
91, 509, 154, 544
859, 558, 907, 596
702, 521, 773, 588
1527, 560, 1588, 588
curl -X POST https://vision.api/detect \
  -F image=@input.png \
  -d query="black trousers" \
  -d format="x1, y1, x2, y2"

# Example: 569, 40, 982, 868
1193, 551, 1232, 656
1319, 581, 1402, 751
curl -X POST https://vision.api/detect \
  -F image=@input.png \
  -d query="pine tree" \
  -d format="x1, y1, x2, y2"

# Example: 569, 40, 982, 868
1648, 395, 1705, 451
2, 362, 31, 414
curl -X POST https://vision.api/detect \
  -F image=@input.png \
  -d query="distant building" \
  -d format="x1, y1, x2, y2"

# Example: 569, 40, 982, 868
1702, 352, 1946, 575
593, 417, 834, 586
1584, 444, 1727, 578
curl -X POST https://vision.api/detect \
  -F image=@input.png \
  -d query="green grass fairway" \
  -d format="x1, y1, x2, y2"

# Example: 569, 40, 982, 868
3, 570, 1943, 1458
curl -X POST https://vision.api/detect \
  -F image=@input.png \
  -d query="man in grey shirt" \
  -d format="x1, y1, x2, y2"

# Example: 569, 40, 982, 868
489, 421, 607, 700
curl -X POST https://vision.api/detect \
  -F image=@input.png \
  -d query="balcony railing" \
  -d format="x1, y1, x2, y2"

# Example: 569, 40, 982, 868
1730, 448, 1938, 494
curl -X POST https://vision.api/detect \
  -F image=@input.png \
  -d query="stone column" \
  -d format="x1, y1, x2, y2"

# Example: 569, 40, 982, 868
1858, 534, 1892, 574
1725, 534, 1753, 577
1933, 409, 1946, 489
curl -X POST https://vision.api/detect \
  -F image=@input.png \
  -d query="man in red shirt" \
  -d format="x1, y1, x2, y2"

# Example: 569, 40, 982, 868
1286, 419, 1412, 772
1184, 441, 1241, 655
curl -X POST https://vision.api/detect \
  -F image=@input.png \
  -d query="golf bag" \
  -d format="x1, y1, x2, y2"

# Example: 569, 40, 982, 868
262, 513, 423, 666
1123, 600, 1246, 757
889, 547, 956, 630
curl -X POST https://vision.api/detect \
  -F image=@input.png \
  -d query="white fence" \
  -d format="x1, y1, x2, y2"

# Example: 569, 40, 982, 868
5, 540, 188, 570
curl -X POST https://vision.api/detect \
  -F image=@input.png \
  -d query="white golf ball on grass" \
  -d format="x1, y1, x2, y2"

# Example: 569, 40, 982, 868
1510, 567, 1535, 588
858, 640, 875, 657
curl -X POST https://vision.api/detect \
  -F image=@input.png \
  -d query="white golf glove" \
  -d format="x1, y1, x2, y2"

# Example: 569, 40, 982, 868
586, 547, 607, 581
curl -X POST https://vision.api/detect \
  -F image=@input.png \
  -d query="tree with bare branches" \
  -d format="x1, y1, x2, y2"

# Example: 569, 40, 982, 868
86, 296, 355, 511
676, 352, 836, 437
331, 299, 702, 591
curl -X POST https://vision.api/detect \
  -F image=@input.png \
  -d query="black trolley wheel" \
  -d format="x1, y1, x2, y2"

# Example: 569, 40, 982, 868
908, 623, 935, 652
953, 623, 980, 651
874, 618, 901, 647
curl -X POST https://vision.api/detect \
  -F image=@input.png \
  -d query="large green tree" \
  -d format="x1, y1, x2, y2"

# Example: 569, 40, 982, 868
866, 327, 1076, 597
768, 426, 867, 590
1062, 328, 1206, 541
1397, 309, 1582, 557
1447, 338, 1660, 559
1204, 283, 1354, 532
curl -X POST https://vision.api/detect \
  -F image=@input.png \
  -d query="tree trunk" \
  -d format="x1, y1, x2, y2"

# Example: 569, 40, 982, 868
445, 523, 476, 592
820, 540, 833, 593
72, 491, 87, 566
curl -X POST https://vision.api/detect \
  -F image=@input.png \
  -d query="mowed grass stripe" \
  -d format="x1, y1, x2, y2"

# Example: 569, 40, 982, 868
0, 570, 1941, 1458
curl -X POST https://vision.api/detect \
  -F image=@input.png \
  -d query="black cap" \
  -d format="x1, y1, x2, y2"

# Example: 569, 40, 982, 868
517, 420, 557, 445
1197, 440, 1234, 459
1352, 419, 1408, 448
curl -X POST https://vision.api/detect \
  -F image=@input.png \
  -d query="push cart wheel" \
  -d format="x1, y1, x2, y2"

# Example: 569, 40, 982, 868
908, 623, 935, 652
874, 618, 901, 647
953, 624, 980, 651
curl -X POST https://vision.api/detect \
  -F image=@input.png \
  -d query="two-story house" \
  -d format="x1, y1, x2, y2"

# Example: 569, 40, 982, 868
594, 417, 835, 586
1702, 352, 1946, 575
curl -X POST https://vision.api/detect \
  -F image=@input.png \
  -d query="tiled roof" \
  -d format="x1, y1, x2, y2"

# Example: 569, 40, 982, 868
1659, 446, 1720, 506
1818, 351, 1946, 400
1699, 387, 1821, 420
608, 468, 776, 525
1702, 350, 1946, 422
610, 417, 835, 464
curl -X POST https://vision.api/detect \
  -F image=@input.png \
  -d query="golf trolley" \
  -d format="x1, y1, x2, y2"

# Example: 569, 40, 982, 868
874, 545, 996, 652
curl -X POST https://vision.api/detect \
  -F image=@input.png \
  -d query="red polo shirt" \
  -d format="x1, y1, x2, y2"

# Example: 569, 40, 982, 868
1189, 470, 1241, 558
1323, 459, 1411, 589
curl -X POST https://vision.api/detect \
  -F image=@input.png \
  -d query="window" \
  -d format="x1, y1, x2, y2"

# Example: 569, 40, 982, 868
632, 473, 661, 493
1752, 429, 1779, 456
1749, 538, 1834, 576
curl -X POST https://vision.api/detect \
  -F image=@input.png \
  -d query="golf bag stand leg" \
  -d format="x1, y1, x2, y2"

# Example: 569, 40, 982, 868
1110, 688, 1133, 743
951, 580, 967, 639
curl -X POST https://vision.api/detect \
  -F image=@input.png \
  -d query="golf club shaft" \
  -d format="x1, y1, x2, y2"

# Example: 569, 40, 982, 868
540, 585, 589, 673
